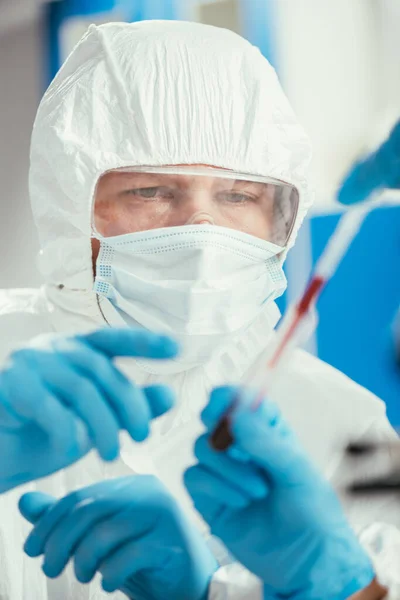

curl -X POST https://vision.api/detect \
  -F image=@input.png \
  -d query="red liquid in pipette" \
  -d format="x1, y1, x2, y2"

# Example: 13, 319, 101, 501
210, 275, 326, 450
271, 275, 325, 368
251, 275, 326, 410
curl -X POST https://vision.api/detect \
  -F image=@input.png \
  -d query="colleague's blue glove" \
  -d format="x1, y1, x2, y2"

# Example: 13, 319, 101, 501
19, 475, 217, 600
184, 387, 375, 600
0, 328, 178, 493
338, 119, 400, 205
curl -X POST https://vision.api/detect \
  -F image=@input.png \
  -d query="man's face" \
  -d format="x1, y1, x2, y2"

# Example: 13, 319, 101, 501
91, 165, 294, 268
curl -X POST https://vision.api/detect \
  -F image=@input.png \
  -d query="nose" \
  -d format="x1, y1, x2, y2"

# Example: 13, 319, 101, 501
185, 211, 215, 225
174, 187, 219, 227
181, 189, 216, 225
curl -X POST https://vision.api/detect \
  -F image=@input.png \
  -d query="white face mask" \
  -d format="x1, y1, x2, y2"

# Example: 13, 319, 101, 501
94, 225, 286, 371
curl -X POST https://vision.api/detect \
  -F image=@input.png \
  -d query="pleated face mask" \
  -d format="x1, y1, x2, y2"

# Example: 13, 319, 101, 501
92, 166, 297, 369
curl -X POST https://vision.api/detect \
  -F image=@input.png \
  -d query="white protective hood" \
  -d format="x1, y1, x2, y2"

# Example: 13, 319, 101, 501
29, 20, 313, 343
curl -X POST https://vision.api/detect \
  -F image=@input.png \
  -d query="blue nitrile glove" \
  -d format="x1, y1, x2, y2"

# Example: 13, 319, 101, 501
338, 119, 400, 205
184, 386, 375, 600
19, 475, 218, 600
0, 328, 178, 493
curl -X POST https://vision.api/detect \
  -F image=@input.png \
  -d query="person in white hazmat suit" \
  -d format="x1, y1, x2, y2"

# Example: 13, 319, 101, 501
0, 19, 400, 600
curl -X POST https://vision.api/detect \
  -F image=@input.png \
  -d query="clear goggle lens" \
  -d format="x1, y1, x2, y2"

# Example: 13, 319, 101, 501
93, 166, 299, 246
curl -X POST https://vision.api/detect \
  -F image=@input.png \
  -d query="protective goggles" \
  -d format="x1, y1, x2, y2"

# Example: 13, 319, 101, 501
93, 165, 299, 246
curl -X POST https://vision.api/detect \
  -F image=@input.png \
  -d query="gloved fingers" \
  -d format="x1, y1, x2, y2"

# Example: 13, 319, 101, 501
0, 359, 87, 454
50, 339, 175, 442
204, 386, 316, 487
41, 491, 140, 579
184, 464, 250, 510
50, 339, 154, 440
78, 328, 179, 360
23, 477, 134, 558
337, 159, 370, 205
202, 384, 281, 434
107, 383, 151, 443
73, 476, 175, 584
187, 491, 226, 530
99, 539, 166, 594
231, 402, 318, 486
31, 393, 83, 455
81, 368, 151, 444
6, 348, 121, 460
0, 368, 29, 429
73, 505, 156, 584
194, 434, 269, 500
5, 337, 176, 449
41, 359, 121, 461
142, 385, 176, 419
201, 386, 238, 430
19, 492, 56, 524
338, 120, 400, 205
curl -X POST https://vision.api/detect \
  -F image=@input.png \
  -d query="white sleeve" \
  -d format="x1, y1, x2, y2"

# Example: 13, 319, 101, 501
208, 564, 262, 600
359, 523, 400, 600
205, 535, 262, 600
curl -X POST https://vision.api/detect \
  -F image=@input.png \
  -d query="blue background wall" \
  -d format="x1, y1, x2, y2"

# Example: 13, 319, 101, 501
311, 204, 400, 425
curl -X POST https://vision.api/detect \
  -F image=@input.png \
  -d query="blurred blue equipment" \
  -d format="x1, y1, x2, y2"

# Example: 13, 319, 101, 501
346, 437, 400, 494
338, 119, 400, 205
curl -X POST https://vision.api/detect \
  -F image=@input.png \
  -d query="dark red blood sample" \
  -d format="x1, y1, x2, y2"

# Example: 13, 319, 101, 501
297, 276, 325, 315
209, 416, 234, 451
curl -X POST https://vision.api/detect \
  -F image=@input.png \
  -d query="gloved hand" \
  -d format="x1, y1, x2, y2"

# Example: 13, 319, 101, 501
184, 386, 376, 600
19, 475, 218, 600
0, 328, 178, 493
338, 119, 400, 205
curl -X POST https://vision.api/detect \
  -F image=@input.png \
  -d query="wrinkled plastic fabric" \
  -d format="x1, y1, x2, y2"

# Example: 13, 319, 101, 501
0, 19, 398, 600
209, 563, 263, 600
359, 523, 400, 598
30, 20, 313, 295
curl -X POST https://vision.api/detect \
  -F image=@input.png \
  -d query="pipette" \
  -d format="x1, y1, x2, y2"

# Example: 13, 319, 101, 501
210, 203, 372, 451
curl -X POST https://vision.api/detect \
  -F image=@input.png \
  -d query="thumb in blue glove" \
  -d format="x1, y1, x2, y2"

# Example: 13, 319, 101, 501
0, 327, 179, 493
184, 386, 375, 600
19, 492, 55, 524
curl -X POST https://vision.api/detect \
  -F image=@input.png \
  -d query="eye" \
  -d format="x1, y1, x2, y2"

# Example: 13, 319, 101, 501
218, 192, 257, 204
124, 186, 174, 199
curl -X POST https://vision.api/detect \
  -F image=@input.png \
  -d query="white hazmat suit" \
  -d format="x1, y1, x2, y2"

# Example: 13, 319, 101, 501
0, 20, 399, 600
